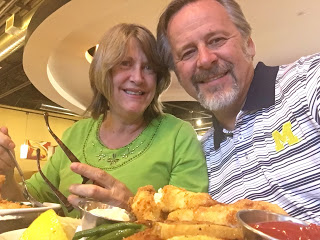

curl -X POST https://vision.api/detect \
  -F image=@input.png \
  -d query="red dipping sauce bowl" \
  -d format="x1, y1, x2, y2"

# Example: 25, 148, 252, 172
236, 209, 319, 240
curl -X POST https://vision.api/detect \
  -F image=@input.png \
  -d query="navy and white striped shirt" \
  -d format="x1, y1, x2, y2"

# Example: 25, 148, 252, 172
202, 53, 320, 223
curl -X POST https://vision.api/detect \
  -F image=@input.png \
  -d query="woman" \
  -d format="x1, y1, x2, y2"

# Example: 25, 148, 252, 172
0, 23, 208, 217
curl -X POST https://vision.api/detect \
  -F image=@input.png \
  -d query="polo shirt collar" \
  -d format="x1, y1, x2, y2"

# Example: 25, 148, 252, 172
242, 62, 279, 111
211, 62, 279, 150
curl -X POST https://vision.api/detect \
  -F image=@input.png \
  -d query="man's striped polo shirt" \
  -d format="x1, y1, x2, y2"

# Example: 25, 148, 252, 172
201, 52, 320, 223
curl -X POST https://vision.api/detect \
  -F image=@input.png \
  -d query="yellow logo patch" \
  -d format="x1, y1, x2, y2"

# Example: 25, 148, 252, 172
272, 121, 300, 151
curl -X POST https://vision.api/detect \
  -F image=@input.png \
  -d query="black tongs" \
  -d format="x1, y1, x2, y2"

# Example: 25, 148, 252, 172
43, 112, 89, 184
36, 148, 74, 212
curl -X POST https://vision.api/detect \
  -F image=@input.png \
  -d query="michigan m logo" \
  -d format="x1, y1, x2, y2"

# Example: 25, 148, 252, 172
272, 121, 299, 152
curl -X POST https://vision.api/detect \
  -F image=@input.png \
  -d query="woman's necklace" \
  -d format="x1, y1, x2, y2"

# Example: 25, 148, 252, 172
96, 140, 145, 165
83, 115, 163, 170
96, 117, 146, 165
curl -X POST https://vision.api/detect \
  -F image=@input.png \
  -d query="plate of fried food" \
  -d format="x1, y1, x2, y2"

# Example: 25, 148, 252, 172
0, 200, 61, 234
123, 185, 289, 240
71, 185, 299, 240
0, 175, 61, 234
0, 228, 25, 240
0, 174, 61, 216
4, 184, 318, 240
0, 201, 61, 216
0, 209, 81, 240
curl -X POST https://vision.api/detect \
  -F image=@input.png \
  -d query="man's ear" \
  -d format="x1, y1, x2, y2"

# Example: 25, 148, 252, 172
246, 37, 256, 58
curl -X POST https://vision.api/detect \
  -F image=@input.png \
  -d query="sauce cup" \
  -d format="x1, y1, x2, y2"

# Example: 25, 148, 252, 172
78, 200, 135, 230
236, 209, 308, 240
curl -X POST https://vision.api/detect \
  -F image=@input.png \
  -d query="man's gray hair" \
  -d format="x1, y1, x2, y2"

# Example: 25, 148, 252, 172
157, 0, 252, 70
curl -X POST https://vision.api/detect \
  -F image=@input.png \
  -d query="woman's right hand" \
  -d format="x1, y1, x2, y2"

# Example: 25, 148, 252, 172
0, 126, 16, 176
68, 162, 134, 210
0, 126, 24, 201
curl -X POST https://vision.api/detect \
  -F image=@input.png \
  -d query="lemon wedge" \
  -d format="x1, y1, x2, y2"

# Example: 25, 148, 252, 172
20, 209, 69, 240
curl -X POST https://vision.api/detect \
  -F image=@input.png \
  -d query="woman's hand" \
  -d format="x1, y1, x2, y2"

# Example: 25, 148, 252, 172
0, 126, 16, 176
0, 126, 25, 201
68, 162, 134, 210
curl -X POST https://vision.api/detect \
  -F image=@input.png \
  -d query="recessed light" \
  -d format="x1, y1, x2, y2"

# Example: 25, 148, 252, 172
85, 44, 99, 63
196, 119, 202, 126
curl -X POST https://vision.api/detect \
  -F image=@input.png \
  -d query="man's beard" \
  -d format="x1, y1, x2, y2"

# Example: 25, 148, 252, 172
192, 62, 239, 112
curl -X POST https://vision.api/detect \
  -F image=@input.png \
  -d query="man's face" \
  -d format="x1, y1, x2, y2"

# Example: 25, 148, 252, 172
167, 0, 255, 112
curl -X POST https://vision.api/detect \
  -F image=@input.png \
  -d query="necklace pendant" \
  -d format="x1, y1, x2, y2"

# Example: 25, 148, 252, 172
107, 153, 119, 165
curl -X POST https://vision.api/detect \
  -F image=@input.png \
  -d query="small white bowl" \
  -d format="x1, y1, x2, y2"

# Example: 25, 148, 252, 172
78, 200, 135, 230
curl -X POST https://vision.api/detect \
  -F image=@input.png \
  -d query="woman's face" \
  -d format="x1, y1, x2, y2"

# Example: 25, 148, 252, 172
109, 38, 157, 119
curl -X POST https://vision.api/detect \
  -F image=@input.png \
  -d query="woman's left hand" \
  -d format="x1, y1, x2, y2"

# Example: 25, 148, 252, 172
68, 162, 133, 210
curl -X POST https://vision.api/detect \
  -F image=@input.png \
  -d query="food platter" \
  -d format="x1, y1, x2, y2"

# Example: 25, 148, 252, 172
0, 202, 61, 234
0, 202, 61, 216
0, 228, 25, 240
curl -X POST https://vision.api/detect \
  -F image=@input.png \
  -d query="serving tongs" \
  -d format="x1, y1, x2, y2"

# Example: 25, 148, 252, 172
5, 149, 44, 207
35, 148, 74, 212
43, 112, 89, 184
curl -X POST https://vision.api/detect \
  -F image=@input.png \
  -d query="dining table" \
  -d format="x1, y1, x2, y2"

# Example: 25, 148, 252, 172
0, 214, 34, 234
0, 202, 62, 234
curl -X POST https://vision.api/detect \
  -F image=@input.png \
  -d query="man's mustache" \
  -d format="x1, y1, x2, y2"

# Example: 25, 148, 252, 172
192, 62, 233, 84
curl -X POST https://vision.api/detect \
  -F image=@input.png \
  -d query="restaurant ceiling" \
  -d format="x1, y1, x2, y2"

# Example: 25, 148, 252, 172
0, 0, 59, 110
0, 0, 212, 134
1, 0, 320, 134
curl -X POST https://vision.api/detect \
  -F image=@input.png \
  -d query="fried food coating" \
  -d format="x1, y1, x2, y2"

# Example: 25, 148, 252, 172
124, 228, 162, 240
168, 236, 225, 240
230, 199, 287, 215
158, 185, 218, 212
152, 222, 242, 240
167, 199, 287, 227
129, 185, 163, 222
129, 185, 218, 222
0, 199, 31, 209
128, 185, 288, 239
167, 205, 238, 226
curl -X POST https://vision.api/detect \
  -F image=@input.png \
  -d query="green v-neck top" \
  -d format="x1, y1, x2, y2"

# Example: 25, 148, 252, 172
26, 113, 208, 217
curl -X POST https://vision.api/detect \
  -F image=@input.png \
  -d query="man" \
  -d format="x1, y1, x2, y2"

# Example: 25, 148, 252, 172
157, 0, 320, 223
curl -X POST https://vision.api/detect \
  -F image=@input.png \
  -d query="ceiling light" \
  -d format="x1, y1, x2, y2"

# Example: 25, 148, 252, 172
196, 119, 202, 126
85, 44, 99, 63
5, 14, 22, 36
0, 33, 26, 60
40, 104, 80, 117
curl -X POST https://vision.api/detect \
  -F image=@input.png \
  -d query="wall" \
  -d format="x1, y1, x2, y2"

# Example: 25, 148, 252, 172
0, 105, 82, 180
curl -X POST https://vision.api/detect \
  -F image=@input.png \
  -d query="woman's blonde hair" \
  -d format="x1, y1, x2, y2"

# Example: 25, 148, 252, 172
86, 23, 171, 121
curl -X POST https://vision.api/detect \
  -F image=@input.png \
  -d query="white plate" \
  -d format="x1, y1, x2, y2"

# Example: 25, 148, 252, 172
0, 228, 25, 240
0, 202, 61, 216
